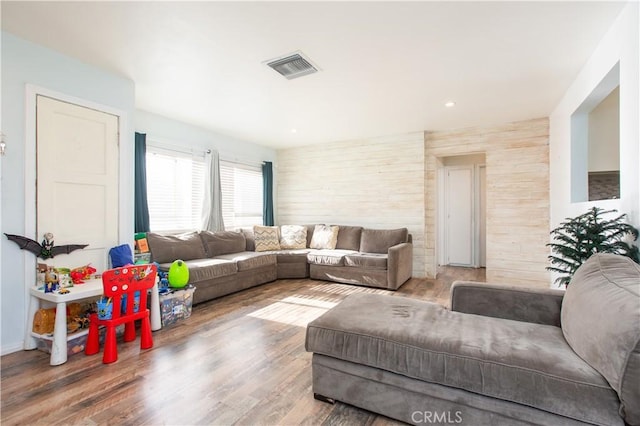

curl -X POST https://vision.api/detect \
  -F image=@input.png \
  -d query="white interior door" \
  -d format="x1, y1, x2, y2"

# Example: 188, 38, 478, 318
36, 95, 119, 272
445, 166, 474, 266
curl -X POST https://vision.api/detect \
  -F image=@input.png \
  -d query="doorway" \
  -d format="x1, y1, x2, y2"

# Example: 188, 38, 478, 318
36, 95, 120, 272
438, 154, 486, 268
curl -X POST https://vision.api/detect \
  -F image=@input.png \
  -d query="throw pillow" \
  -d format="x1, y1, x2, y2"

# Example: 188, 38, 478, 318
310, 225, 339, 250
279, 225, 307, 249
253, 226, 280, 252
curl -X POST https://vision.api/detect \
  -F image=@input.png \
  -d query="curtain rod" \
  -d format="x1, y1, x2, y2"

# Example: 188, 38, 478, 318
220, 157, 266, 168
146, 137, 209, 157
146, 136, 268, 167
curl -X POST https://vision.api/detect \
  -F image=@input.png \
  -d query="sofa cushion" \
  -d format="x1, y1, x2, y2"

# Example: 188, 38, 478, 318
279, 225, 307, 249
147, 232, 207, 264
159, 258, 237, 283
304, 224, 316, 248
239, 228, 255, 251
333, 225, 363, 251
561, 253, 640, 425
270, 249, 310, 264
307, 293, 622, 426
214, 252, 277, 272
199, 230, 246, 256
253, 226, 281, 251
310, 225, 339, 249
307, 249, 357, 266
344, 253, 387, 270
359, 228, 408, 254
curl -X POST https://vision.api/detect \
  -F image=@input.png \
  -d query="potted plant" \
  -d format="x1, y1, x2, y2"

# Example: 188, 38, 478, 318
547, 207, 639, 287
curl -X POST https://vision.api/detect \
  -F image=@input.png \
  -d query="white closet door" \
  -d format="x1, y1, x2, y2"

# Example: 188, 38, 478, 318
445, 166, 474, 266
36, 95, 119, 271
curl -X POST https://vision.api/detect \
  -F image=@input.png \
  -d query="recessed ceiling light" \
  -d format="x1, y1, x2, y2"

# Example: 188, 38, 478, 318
290, 128, 297, 134
444, 101, 456, 108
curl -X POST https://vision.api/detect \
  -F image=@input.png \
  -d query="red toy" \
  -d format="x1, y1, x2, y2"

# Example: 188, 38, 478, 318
70, 264, 97, 284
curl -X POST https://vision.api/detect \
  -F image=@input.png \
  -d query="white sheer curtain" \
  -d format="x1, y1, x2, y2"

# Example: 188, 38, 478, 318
201, 149, 225, 231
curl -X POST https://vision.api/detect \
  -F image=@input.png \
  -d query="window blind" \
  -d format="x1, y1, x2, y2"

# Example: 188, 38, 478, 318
220, 161, 263, 230
146, 146, 205, 233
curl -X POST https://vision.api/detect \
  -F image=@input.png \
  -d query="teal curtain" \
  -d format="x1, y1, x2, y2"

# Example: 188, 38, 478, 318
262, 161, 274, 226
134, 132, 150, 232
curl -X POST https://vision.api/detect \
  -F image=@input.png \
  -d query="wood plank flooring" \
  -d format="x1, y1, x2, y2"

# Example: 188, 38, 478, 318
1, 267, 485, 426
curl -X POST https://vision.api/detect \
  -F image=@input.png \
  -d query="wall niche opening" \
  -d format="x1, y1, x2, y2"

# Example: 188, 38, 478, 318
571, 62, 620, 202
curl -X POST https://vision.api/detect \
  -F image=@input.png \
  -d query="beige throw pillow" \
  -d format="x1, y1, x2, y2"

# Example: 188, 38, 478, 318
310, 225, 339, 250
253, 226, 280, 251
279, 225, 307, 249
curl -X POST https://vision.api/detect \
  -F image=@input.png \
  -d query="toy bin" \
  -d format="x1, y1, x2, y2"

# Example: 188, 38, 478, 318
36, 332, 89, 357
159, 286, 196, 327
36, 325, 124, 357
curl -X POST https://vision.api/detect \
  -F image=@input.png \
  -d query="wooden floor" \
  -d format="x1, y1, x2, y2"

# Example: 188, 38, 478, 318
1, 267, 485, 426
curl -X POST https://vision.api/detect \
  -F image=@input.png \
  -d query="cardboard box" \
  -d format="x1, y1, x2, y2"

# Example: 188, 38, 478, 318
159, 286, 196, 327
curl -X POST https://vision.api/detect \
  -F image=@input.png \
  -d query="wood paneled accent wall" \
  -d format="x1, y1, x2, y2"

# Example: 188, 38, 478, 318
425, 118, 550, 287
277, 132, 426, 277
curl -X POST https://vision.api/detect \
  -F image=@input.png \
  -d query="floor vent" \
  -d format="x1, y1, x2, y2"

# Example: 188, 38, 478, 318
265, 51, 319, 80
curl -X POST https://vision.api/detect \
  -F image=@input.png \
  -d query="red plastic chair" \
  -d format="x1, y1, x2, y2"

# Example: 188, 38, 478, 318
85, 264, 157, 364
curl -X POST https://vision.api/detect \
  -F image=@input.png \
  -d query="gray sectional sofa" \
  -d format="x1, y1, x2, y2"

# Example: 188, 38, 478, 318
306, 253, 640, 426
146, 224, 412, 305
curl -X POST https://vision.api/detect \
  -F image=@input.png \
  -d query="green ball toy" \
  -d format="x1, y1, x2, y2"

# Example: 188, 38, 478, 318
168, 259, 189, 288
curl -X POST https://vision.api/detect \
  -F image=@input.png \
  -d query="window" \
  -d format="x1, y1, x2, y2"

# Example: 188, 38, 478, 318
146, 145, 205, 232
220, 161, 263, 229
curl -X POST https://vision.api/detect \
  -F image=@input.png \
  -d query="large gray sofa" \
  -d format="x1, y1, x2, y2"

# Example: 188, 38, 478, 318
306, 253, 640, 425
146, 224, 412, 305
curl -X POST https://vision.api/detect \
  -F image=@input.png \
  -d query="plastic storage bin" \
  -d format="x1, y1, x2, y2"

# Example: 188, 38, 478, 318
159, 286, 196, 327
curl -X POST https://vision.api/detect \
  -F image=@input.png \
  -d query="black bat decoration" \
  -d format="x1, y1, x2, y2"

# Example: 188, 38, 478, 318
4, 233, 88, 260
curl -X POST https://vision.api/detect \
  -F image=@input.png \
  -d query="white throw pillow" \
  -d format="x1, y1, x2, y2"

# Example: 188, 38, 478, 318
279, 225, 307, 249
253, 226, 280, 251
310, 225, 339, 250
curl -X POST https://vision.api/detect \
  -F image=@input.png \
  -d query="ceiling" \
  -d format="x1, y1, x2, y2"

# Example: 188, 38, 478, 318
1, 1, 627, 149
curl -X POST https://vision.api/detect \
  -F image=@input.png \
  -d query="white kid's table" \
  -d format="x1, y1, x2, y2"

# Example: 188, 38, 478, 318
24, 277, 162, 365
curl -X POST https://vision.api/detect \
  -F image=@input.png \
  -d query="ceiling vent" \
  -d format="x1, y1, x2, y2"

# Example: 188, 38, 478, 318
265, 51, 319, 80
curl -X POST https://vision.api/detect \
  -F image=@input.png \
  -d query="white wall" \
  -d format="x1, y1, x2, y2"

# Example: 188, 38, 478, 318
1, 32, 136, 354
550, 3, 639, 242
135, 110, 276, 166
277, 132, 426, 277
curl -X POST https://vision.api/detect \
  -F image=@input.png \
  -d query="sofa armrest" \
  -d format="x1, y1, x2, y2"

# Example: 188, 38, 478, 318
387, 242, 412, 290
450, 281, 565, 327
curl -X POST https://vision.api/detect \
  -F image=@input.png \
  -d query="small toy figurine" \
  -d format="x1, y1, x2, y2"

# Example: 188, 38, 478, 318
44, 267, 58, 293
156, 264, 170, 293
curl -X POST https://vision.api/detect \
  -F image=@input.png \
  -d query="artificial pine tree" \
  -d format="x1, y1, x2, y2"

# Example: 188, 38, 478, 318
547, 207, 639, 287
